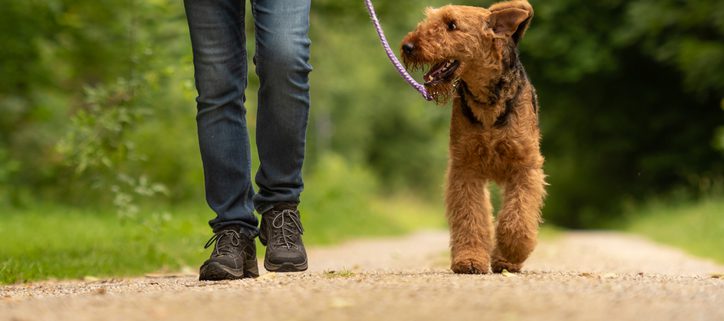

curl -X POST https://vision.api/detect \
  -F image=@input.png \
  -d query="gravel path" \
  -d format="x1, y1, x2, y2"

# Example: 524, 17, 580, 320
1, 231, 722, 321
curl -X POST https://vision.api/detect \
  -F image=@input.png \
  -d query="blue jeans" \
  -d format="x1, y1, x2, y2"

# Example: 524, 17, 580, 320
184, 0, 311, 234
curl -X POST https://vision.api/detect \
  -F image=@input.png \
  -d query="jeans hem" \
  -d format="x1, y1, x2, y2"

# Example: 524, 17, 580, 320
211, 221, 259, 238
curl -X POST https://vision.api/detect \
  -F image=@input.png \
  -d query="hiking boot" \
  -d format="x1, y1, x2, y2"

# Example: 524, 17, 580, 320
199, 225, 259, 280
259, 203, 308, 272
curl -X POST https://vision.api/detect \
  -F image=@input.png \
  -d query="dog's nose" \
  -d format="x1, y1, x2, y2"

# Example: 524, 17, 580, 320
402, 42, 415, 54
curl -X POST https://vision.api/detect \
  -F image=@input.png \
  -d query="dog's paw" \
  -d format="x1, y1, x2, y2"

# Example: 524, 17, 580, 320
451, 258, 490, 274
491, 258, 522, 273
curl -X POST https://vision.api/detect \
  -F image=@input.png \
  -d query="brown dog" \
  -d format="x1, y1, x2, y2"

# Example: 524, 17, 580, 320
401, 0, 546, 274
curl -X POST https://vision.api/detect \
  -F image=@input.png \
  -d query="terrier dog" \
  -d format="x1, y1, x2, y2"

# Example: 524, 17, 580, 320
401, 0, 546, 274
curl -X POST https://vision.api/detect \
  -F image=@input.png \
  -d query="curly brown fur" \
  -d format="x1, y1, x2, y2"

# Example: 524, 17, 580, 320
401, 0, 546, 274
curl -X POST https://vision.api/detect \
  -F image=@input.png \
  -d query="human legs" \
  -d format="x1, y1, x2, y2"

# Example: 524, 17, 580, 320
184, 0, 258, 235
250, 0, 312, 213
185, 0, 312, 277
250, 0, 312, 272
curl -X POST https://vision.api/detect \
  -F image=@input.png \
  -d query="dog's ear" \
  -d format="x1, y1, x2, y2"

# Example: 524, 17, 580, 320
424, 6, 439, 17
488, 1, 533, 43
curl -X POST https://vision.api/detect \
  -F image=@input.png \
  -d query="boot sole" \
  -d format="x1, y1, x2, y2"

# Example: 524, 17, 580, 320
264, 259, 308, 272
199, 261, 259, 281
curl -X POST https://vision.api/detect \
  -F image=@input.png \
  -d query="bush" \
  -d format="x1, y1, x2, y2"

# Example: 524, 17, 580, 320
299, 153, 406, 243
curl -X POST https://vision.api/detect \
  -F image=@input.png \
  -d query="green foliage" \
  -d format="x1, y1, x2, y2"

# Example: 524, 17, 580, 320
57, 80, 145, 175
301, 153, 397, 243
0, 192, 443, 284
306, 1, 451, 196
716, 101, 724, 154
299, 153, 446, 243
621, 196, 724, 264
521, 0, 724, 226
0, 0, 722, 229
56, 78, 171, 218
620, 0, 724, 94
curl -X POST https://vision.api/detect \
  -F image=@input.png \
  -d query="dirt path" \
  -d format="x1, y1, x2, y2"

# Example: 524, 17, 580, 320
1, 231, 723, 321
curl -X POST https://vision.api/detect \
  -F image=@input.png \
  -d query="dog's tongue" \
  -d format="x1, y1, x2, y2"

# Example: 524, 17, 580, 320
424, 61, 448, 84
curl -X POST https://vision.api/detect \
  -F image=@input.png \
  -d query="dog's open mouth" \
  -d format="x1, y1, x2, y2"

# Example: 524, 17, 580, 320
423, 60, 460, 86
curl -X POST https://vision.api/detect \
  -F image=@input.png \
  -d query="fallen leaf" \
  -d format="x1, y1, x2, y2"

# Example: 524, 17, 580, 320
324, 270, 355, 278
710, 273, 724, 279
501, 269, 516, 277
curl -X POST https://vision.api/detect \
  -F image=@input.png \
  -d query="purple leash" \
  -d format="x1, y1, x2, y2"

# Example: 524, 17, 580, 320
364, 0, 432, 101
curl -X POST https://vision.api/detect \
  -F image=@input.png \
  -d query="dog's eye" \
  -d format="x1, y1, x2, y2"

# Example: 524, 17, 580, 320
447, 20, 457, 31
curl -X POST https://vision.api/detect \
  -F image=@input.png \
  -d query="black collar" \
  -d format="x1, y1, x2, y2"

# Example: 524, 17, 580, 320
457, 81, 482, 126
456, 81, 520, 128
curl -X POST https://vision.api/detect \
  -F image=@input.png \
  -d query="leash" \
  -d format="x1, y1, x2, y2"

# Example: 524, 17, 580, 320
363, 0, 432, 101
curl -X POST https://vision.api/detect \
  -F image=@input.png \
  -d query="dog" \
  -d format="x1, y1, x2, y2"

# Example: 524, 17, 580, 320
401, 0, 546, 274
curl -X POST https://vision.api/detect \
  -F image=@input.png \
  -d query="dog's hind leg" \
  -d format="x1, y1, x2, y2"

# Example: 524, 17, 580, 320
445, 166, 494, 274
492, 167, 545, 273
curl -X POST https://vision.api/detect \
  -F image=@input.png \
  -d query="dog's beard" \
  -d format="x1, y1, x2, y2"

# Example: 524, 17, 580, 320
403, 59, 459, 105
425, 81, 455, 105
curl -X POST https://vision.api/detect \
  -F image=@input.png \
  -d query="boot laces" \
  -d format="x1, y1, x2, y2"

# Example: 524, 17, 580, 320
270, 209, 304, 249
204, 229, 241, 256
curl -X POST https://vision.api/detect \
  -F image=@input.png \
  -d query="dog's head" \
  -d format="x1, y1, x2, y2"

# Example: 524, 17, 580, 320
401, 1, 533, 104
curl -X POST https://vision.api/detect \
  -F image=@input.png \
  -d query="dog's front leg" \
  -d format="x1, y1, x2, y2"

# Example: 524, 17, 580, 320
492, 167, 545, 273
445, 165, 494, 274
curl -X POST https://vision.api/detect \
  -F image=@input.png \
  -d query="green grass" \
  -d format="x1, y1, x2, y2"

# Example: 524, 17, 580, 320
0, 205, 206, 284
0, 153, 448, 284
621, 197, 724, 264
0, 197, 445, 284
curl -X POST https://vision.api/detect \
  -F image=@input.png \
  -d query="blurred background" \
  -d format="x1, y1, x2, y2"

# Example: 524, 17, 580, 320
0, 0, 722, 283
